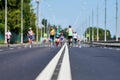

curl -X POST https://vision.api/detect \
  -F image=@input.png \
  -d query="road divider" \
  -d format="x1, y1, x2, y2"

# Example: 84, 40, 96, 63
35, 43, 72, 80
58, 43, 72, 80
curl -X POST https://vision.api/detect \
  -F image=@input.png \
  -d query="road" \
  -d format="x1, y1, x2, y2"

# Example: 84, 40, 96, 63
0, 44, 120, 80
0, 46, 60, 80
70, 46, 120, 80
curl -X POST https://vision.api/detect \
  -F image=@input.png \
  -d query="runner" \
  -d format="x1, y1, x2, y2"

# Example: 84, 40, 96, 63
27, 28, 34, 48
60, 32, 65, 47
73, 32, 78, 47
55, 26, 60, 47
50, 27, 56, 48
5, 29, 12, 47
66, 25, 74, 48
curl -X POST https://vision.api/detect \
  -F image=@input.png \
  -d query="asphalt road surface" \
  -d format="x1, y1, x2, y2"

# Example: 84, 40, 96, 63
70, 46, 120, 80
0, 45, 120, 80
0, 46, 60, 80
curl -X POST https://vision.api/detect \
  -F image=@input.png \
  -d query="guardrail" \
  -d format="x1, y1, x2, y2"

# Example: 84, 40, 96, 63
92, 42, 120, 47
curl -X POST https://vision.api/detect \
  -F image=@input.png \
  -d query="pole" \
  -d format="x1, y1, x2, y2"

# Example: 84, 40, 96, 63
92, 9, 94, 42
21, 0, 23, 44
116, 0, 118, 41
104, 0, 107, 42
36, 0, 39, 42
5, 0, 7, 43
89, 16, 91, 42
97, 4, 99, 41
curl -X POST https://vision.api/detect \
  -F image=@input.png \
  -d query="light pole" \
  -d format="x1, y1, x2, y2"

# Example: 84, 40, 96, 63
97, 4, 99, 41
36, 0, 40, 42
92, 9, 94, 42
21, 0, 23, 44
89, 16, 91, 42
104, 0, 107, 42
116, 0, 118, 41
5, 0, 7, 43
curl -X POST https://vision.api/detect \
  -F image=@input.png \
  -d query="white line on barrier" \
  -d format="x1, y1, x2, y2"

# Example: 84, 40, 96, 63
35, 44, 66, 80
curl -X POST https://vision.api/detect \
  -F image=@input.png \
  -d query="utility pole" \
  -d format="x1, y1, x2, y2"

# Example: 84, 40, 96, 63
97, 4, 99, 41
5, 0, 7, 43
21, 0, 23, 44
36, 0, 40, 42
104, 0, 107, 42
116, 0, 118, 41
89, 16, 91, 42
92, 9, 94, 42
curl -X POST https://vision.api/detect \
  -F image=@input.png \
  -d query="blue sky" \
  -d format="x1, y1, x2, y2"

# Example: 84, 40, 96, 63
32, 0, 120, 37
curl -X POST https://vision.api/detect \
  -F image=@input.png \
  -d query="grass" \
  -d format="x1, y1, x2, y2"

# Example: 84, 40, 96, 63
0, 40, 4, 45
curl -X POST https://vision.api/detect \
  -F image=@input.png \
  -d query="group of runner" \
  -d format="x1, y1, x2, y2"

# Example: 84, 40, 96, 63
49, 25, 80, 48
66, 25, 80, 48
49, 26, 65, 47
5, 25, 80, 48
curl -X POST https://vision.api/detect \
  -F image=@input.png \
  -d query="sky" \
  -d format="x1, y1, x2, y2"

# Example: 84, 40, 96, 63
32, 0, 120, 37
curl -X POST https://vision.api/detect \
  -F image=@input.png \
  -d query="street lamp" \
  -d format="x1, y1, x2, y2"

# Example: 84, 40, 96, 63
21, 0, 23, 44
97, 4, 99, 41
104, 0, 107, 42
89, 16, 91, 42
4, 0, 7, 43
36, 0, 40, 42
116, 0, 118, 41
92, 9, 94, 42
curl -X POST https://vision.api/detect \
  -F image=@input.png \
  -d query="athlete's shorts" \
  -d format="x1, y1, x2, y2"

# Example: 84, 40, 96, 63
7, 39, 10, 43
50, 35, 54, 42
28, 36, 32, 39
68, 36, 73, 39
60, 38, 64, 42
74, 38, 77, 42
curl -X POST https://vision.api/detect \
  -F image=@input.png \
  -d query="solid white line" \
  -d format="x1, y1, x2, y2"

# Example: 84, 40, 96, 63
58, 43, 72, 80
35, 44, 66, 80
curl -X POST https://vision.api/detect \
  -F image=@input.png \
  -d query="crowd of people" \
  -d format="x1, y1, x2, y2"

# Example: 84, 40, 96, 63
5, 25, 81, 48
46, 25, 81, 48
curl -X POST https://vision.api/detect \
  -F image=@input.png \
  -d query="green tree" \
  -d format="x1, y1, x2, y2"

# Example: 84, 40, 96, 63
85, 27, 111, 41
0, 0, 36, 43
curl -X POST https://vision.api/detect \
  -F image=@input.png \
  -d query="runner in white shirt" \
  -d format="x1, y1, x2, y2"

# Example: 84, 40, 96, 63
73, 32, 78, 47
5, 29, 12, 47
27, 28, 34, 48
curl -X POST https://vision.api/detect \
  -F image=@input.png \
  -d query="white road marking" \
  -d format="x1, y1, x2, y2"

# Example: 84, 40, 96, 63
58, 43, 72, 80
35, 44, 66, 80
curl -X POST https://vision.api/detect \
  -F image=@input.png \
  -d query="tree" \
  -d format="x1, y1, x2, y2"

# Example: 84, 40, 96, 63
0, 0, 36, 43
84, 27, 111, 41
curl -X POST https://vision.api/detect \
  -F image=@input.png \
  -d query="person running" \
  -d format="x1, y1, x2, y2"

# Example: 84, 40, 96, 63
5, 29, 12, 47
66, 25, 74, 48
50, 27, 56, 48
60, 32, 65, 47
27, 28, 34, 48
55, 26, 60, 47
73, 32, 78, 47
